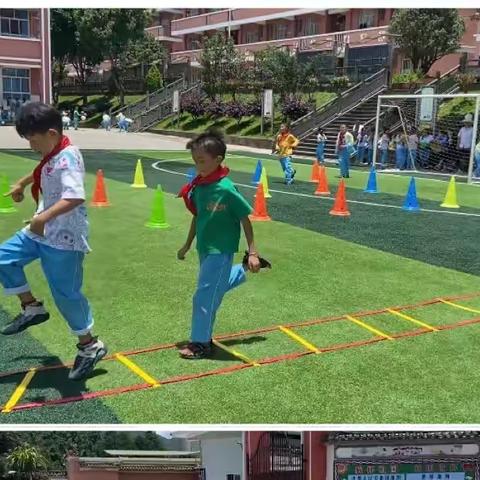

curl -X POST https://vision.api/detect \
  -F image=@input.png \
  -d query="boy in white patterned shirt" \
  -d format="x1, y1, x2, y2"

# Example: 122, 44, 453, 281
0, 102, 107, 381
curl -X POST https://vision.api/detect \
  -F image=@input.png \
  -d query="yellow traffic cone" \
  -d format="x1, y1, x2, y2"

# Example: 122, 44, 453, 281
440, 176, 459, 209
256, 167, 272, 199
131, 159, 147, 188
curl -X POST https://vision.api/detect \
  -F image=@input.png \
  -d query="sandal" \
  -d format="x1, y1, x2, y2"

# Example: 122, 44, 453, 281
179, 341, 213, 360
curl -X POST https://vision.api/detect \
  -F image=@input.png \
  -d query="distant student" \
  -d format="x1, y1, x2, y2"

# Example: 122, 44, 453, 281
335, 124, 354, 178
316, 128, 327, 165
378, 129, 390, 168
102, 112, 111, 131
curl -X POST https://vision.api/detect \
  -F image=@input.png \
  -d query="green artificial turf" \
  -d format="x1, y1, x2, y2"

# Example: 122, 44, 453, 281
0, 149, 479, 424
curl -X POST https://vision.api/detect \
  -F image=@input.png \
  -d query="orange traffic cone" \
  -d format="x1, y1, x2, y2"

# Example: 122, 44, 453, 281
90, 169, 110, 207
249, 183, 271, 221
310, 161, 320, 183
329, 180, 350, 217
314, 165, 330, 195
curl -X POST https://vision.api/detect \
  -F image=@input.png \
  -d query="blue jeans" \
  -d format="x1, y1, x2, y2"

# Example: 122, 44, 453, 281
379, 149, 389, 167
357, 146, 365, 163
396, 147, 407, 170
474, 152, 480, 178
419, 148, 430, 168
0, 232, 93, 335
192, 253, 246, 343
406, 149, 416, 169
279, 156, 294, 184
338, 147, 350, 177
316, 143, 325, 163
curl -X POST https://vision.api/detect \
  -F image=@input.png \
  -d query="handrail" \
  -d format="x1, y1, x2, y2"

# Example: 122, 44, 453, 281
292, 68, 388, 138
133, 82, 204, 132
111, 76, 185, 122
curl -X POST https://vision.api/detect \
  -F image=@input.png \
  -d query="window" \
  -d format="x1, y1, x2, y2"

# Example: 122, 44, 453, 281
358, 11, 375, 29
245, 31, 259, 43
303, 18, 318, 36
226, 475, 241, 480
2, 68, 31, 105
269, 23, 288, 40
402, 58, 413, 72
0, 9, 29, 37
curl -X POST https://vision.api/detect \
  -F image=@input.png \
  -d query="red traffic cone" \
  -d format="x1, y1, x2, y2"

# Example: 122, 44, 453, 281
249, 183, 271, 221
314, 165, 330, 195
90, 169, 110, 207
329, 180, 350, 216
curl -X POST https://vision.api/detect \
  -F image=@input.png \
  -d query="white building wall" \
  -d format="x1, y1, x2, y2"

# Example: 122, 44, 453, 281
202, 435, 243, 480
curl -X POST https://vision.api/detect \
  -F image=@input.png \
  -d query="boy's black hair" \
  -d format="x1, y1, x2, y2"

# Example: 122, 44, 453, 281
186, 128, 226, 160
15, 102, 63, 138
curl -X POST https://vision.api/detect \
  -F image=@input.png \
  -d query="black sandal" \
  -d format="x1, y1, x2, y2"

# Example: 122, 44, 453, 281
179, 341, 213, 360
242, 251, 272, 270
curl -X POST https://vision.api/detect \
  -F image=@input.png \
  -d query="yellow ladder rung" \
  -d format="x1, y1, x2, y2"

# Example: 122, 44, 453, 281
115, 354, 160, 388
2, 368, 37, 413
387, 308, 438, 332
439, 298, 480, 315
346, 315, 394, 340
279, 326, 321, 354
212, 339, 260, 367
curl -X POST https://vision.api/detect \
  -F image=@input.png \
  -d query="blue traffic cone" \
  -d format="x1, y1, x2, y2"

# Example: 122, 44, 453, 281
402, 177, 420, 212
251, 160, 262, 185
364, 166, 378, 193
186, 167, 196, 183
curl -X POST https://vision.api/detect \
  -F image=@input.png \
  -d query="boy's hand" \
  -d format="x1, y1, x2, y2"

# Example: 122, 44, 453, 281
5, 184, 25, 203
248, 254, 261, 273
177, 245, 190, 260
29, 216, 45, 237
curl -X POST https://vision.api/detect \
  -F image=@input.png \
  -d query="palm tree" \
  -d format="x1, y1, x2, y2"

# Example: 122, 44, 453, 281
6, 444, 49, 480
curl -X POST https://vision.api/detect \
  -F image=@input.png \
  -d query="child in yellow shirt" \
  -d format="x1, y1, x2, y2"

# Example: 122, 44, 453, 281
273, 123, 299, 185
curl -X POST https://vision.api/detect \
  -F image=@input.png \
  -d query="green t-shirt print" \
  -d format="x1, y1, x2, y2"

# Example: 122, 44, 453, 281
192, 177, 253, 254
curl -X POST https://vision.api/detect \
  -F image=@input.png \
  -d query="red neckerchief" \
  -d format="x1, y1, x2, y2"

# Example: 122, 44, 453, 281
178, 166, 230, 215
337, 131, 346, 147
32, 135, 71, 205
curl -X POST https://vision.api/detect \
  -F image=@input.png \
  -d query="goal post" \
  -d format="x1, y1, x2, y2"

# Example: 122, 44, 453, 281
372, 93, 480, 183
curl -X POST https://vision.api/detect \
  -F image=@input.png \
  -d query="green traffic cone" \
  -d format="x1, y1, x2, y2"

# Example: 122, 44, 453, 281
145, 184, 169, 229
0, 175, 17, 214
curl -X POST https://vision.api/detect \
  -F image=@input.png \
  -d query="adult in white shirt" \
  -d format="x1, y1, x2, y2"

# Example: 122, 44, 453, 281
457, 115, 474, 172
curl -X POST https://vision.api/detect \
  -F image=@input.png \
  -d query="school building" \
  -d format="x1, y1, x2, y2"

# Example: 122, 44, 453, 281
146, 9, 480, 79
245, 431, 480, 480
0, 8, 51, 111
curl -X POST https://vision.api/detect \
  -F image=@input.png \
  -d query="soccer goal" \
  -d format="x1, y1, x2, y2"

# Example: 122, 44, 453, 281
371, 93, 480, 184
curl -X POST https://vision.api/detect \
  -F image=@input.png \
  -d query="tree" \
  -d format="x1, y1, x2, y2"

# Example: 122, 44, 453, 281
134, 432, 163, 451
6, 444, 49, 480
201, 33, 239, 99
51, 9, 104, 106
389, 9, 465, 75
254, 48, 305, 101
86, 9, 151, 106
145, 64, 163, 92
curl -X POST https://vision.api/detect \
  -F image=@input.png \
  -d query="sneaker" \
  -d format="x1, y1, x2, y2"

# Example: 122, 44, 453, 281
291, 169, 297, 179
242, 251, 272, 270
69, 338, 108, 381
1, 302, 50, 335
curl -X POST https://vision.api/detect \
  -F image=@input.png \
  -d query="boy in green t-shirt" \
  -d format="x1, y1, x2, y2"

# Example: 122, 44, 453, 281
177, 129, 271, 359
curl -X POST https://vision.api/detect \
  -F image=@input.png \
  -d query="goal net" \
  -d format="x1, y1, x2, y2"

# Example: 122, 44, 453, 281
372, 93, 480, 183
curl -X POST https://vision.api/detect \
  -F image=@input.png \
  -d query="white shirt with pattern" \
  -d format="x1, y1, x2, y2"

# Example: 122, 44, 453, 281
23, 145, 90, 253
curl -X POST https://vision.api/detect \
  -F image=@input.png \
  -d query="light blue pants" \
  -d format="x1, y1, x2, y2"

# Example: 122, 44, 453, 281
357, 146, 365, 163
406, 149, 416, 169
474, 152, 480, 178
316, 143, 325, 164
379, 149, 389, 167
279, 156, 294, 184
0, 232, 93, 335
192, 253, 246, 343
338, 147, 350, 177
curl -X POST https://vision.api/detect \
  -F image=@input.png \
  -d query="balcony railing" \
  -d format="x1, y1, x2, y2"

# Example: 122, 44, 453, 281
170, 25, 389, 63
